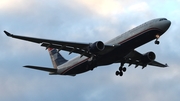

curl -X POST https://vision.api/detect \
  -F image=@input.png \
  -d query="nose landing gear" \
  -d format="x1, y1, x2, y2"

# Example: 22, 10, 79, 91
155, 34, 160, 45
115, 63, 126, 76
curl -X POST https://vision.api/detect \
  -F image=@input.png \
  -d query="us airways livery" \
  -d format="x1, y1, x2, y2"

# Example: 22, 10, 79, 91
4, 18, 171, 76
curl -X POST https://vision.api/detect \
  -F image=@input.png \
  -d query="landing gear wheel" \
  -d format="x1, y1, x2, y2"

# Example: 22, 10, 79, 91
115, 71, 119, 76
116, 62, 126, 76
119, 71, 123, 76
119, 67, 122, 71
119, 67, 126, 72
122, 67, 126, 72
155, 40, 160, 45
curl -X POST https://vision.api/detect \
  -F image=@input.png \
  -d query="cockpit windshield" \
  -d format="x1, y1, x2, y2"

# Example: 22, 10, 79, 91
159, 18, 167, 21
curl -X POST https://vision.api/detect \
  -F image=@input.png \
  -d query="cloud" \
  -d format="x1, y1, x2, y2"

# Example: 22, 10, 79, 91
77, 0, 123, 17
127, 2, 149, 12
0, 0, 26, 11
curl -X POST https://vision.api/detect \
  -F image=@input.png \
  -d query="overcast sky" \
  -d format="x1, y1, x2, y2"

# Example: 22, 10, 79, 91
0, 0, 180, 101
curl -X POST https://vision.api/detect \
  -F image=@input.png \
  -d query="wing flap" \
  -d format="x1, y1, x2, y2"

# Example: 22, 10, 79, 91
41, 42, 92, 57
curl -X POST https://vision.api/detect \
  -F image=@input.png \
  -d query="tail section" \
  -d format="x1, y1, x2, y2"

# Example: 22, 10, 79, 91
48, 48, 68, 68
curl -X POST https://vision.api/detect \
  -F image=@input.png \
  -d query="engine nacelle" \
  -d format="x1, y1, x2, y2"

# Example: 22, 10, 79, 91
89, 41, 105, 54
142, 51, 156, 63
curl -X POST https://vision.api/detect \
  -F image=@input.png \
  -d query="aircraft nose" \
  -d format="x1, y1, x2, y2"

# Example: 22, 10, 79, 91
160, 20, 171, 32
164, 20, 171, 31
166, 20, 171, 28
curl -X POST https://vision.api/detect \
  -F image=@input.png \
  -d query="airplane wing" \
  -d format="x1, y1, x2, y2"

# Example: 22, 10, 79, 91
124, 50, 168, 68
4, 31, 116, 57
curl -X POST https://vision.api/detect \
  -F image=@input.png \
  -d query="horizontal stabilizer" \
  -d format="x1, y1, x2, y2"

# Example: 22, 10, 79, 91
24, 65, 57, 72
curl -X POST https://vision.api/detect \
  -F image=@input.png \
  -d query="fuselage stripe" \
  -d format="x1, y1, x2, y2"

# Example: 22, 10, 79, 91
61, 58, 89, 74
118, 28, 163, 45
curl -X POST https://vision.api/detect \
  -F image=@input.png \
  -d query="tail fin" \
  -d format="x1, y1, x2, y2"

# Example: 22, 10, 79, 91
48, 48, 68, 68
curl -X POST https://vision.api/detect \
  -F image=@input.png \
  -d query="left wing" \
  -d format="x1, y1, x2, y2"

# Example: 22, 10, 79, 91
123, 50, 168, 68
4, 31, 116, 57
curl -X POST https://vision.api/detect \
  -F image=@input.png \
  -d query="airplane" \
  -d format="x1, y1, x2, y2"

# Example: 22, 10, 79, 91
4, 18, 171, 76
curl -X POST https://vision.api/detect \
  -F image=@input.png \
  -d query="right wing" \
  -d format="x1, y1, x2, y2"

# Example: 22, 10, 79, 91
124, 50, 168, 68
4, 31, 116, 57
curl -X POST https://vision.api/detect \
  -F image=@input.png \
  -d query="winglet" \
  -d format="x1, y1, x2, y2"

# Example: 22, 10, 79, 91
4, 30, 13, 37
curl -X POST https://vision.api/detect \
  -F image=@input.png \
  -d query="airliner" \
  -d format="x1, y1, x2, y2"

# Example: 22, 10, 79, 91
4, 18, 171, 76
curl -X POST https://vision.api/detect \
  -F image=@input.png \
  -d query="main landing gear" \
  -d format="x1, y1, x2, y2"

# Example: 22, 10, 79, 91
115, 63, 126, 76
155, 34, 160, 45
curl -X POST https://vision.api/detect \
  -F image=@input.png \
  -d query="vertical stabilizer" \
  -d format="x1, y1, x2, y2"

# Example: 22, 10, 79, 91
48, 48, 68, 69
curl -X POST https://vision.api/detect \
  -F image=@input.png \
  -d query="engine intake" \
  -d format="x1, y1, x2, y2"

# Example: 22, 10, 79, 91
89, 41, 105, 54
142, 51, 156, 63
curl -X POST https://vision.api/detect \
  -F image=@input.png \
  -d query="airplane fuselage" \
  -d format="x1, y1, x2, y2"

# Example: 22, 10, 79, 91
57, 18, 171, 76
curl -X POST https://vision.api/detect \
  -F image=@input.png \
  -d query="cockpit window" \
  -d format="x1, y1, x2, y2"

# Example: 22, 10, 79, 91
159, 18, 167, 21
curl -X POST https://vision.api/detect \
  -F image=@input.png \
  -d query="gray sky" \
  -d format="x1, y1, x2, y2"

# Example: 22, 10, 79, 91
0, 0, 180, 101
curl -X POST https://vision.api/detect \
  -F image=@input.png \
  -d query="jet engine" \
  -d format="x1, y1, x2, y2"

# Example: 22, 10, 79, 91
142, 51, 156, 63
89, 41, 105, 54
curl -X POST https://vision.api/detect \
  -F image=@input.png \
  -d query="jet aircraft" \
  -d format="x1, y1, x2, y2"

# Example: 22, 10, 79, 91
4, 18, 171, 76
